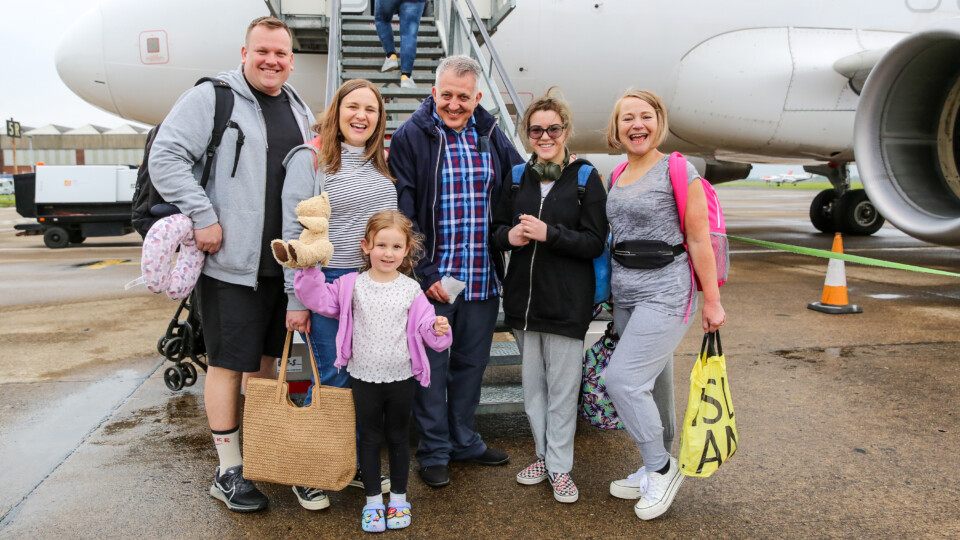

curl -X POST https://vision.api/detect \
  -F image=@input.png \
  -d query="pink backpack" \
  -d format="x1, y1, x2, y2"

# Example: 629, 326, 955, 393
610, 152, 729, 293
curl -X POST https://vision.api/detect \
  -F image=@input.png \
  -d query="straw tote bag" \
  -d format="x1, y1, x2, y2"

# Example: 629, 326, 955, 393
243, 331, 356, 490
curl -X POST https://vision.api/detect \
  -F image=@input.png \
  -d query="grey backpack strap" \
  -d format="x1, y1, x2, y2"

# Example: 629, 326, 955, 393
282, 143, 324, 196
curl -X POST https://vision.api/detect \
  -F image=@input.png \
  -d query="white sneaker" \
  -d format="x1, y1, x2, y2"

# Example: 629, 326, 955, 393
609, 466, 647, 499
381, 55, 399, 72
400, 76, 417, 89
348, 471, 391, 494
633, 457, 684, 520
292, 485, 330, 510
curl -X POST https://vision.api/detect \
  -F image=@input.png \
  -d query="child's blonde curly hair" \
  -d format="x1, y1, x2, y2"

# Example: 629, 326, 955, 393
360, 210, 425, 277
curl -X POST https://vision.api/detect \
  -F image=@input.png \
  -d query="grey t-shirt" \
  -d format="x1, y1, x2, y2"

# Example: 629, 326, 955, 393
606, 155, 698, 316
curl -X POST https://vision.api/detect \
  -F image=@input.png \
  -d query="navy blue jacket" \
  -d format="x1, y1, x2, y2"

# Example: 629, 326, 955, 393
389, 96, 525, 291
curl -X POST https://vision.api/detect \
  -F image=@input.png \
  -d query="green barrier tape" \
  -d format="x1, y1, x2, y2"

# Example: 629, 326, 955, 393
726, 235, 960, 278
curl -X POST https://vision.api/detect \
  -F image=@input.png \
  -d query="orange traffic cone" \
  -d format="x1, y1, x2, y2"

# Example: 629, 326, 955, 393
808, 233, 862, 314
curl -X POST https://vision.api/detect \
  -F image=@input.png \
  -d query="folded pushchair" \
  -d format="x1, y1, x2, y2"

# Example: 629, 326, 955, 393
157, 290, 207, 390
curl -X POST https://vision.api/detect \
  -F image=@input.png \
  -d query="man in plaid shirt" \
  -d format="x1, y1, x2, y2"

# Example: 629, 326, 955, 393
390, 55, 524, 488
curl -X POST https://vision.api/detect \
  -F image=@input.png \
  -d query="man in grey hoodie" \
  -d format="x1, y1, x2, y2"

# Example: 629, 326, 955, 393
149, 16, 314, 512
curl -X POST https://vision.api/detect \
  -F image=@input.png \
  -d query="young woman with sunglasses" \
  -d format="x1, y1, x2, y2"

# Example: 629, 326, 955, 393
602, 90, 725, 521
491, 87, 607, 504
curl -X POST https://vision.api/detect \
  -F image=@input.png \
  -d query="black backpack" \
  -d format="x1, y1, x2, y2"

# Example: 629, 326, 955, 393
132, 77, 241, 238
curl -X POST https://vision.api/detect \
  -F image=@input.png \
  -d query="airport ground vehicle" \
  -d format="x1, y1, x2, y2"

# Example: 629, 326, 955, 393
14, 165, 137, 248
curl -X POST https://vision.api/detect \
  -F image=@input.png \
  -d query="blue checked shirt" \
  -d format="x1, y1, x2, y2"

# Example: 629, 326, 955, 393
432, 110, 499, 301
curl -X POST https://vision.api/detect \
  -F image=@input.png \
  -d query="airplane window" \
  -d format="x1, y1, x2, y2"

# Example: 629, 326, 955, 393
147, 38, 160, 54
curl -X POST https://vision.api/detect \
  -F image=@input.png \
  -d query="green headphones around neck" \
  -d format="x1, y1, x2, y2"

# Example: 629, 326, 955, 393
530, 149, 571, 182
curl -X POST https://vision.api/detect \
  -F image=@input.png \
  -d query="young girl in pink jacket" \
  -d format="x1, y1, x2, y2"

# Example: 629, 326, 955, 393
294, 210, 451, 533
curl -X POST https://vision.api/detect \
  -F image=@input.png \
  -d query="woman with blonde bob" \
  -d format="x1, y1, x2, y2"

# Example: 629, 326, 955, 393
491, 87, 607, 503
602, 90, 725, 520
280, 78, 397, 510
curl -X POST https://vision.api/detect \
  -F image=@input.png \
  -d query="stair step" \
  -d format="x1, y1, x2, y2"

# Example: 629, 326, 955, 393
342, 23, 438, 36
495, 310, 510, 332
343, 15, 437, 24
343, 71, 435, 83
477, 383, 524, 415
342, 34, 441, 47
380, 87, 431, 100
384, 102, 422, 114
343, 46, 444, 59
488, 341, 521, 366
343, 58, 441, 70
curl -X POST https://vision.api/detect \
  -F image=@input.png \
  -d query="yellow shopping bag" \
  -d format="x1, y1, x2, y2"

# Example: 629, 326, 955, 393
679, 331, 738, 477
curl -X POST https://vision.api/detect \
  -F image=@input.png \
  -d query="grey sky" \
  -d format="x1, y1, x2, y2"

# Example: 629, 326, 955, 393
2, 0, 139, 130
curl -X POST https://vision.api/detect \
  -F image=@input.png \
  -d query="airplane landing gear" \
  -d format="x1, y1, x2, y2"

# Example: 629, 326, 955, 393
839, 189, 885, 235
809, 188, 841, 233
805, 163, 885, 236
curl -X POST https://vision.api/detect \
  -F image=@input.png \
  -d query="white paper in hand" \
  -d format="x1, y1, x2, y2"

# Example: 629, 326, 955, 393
440, 276, 466, 304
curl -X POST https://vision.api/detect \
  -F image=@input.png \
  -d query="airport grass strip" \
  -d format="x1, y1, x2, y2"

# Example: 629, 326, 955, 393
726, 235, 960, 278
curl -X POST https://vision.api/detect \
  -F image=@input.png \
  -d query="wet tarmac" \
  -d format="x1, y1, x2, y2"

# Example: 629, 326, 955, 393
1, 188, 959, 538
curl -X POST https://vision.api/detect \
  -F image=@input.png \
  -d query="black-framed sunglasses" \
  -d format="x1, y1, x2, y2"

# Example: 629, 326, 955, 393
527, 124, 566, 139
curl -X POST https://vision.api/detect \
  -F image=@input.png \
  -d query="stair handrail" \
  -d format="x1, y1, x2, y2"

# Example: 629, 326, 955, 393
435, 0, 526, 150
263, 0, 280, 17
325, 0, 343, 108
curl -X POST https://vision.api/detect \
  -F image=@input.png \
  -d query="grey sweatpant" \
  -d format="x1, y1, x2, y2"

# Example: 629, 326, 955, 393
606, 303, 694, 472
514, 330, 583, 474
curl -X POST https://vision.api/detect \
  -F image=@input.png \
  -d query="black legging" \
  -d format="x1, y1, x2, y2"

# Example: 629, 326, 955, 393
351, 376, 417, 496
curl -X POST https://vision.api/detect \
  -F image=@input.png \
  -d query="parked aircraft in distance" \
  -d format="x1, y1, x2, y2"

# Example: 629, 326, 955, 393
55, 0, 960, 244
763, 171, 817, 187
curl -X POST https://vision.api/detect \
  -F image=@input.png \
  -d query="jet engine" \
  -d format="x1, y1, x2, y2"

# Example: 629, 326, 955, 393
855, 17, 960, 246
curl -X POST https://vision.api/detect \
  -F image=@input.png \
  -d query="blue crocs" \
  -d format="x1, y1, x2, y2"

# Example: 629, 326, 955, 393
361, 503, 386, 533
386, 500, 412, 530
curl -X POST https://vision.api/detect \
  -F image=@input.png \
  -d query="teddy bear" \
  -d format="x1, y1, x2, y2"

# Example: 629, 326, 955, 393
271, 192, 335, 269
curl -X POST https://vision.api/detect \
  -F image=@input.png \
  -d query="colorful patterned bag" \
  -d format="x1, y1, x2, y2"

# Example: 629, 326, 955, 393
578, 321, 624, 429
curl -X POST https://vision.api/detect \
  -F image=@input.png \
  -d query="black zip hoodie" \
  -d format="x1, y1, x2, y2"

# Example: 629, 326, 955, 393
491, 159, 608, 339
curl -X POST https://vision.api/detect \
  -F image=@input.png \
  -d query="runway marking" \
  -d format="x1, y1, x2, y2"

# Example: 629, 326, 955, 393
78, 259, 139, 269
0, 246, 140, 252
731, 246, 956, 255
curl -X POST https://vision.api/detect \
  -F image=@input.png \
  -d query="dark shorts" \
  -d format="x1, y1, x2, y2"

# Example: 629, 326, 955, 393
196, 274, 287, 373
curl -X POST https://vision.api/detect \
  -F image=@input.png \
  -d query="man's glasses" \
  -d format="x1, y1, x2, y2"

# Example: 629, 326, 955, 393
527, 124, 566, 139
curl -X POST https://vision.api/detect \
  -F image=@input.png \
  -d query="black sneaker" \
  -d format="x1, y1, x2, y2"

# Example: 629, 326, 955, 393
209, 466, 268, 512
419, 464, 451, 488
348, 471, 391, 494
292, 485, 330, 510
467, 448, 510, 466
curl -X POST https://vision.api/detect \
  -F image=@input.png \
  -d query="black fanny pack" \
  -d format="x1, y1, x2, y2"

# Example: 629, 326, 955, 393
612, 240, 685, 269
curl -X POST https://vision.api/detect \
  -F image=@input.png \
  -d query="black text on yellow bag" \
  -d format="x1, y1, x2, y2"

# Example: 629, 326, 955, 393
242, 331, 357, 490
679, 331, 738, 477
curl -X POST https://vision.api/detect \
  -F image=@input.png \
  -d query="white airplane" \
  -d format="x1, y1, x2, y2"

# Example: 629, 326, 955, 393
763, 171, 816, 187
55, 0, 960, 245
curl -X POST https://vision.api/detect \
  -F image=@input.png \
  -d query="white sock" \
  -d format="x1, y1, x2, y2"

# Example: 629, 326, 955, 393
212, 427, 242, 472
366, 494, 383, 506
390, 492, 406, 503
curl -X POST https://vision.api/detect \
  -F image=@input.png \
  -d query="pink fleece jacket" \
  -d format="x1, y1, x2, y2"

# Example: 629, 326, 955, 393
293, 267, 451, 387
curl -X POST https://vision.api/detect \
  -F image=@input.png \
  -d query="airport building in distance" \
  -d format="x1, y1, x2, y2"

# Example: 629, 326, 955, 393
0, 124, 148, 174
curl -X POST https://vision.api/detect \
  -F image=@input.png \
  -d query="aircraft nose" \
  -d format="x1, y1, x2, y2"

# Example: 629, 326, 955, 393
55, 5, 119, 115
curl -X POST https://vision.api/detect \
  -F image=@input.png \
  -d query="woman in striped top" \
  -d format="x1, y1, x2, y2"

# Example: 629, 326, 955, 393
280, 79, 397, 510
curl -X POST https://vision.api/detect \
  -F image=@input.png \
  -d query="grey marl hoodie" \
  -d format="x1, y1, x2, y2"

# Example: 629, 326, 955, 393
149, 65, 314, 288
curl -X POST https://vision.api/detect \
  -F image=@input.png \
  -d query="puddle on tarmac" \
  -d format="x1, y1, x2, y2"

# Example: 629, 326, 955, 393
772, 346, 856, 365
867, 294, 907, 300
101, 393, 202, 436
0, 370, 146, 515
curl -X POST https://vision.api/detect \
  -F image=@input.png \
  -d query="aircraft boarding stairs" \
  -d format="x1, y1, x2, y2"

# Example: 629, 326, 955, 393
266, 0, 529, 414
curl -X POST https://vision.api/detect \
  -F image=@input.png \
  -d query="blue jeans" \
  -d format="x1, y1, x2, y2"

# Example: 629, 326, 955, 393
299, 267, 353, 405
374, 0, 425, 75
